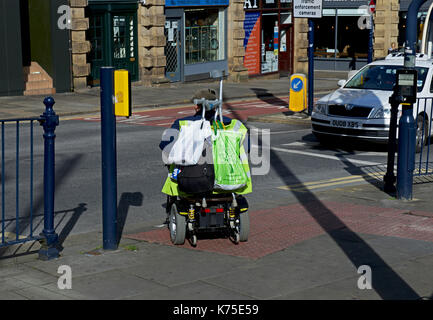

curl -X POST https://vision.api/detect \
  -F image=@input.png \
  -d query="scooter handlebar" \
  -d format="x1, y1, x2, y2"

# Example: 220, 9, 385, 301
193, 98, 221, 111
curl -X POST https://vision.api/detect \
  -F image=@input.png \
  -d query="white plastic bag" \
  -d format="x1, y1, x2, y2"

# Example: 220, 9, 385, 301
167, 120, 212, 165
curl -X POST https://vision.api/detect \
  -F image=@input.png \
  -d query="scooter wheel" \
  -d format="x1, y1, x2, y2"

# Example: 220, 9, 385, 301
169, 204, 186, 245
233, 232, 240, 244
191, 234, 197, 247
239, 211, 249, 242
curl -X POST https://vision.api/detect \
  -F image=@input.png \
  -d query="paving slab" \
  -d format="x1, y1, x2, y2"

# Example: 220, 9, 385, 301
124, 280, 254, 300
51, 269, 167, 300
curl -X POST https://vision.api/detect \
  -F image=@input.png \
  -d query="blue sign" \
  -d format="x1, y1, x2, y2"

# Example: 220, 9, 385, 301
291, 78, 304, 92
166, 0, 229, 6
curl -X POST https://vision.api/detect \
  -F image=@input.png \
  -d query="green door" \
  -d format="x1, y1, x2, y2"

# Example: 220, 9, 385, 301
112, 14, 138, 80
88, 7, 138, 86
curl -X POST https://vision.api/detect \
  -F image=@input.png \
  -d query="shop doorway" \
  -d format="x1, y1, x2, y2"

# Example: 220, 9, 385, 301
278, 25, 293, 76
165, 17, 182, 82
87, 5, 138, 86
261, 13, 279, 74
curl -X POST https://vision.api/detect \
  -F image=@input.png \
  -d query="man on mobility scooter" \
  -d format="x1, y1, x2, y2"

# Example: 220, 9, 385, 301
159, 87, 252, 246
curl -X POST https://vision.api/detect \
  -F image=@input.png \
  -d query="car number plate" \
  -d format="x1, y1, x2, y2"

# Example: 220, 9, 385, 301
331, 120, 359, 128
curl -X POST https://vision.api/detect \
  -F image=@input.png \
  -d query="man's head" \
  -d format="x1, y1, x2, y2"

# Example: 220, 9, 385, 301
191, 89, 217, 113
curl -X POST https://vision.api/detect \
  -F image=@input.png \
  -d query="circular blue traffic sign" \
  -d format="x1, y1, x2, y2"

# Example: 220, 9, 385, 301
291, 78, 304, 92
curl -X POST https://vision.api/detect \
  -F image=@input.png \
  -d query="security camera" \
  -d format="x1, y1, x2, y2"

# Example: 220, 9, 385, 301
138, 0, 146, 5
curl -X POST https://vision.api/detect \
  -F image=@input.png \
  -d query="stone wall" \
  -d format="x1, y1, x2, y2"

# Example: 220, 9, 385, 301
138, 0, 168, 86
227, 0, 248, 82
70, 0, 90, 90
293, 18, 308, 75
374, 0, 400, 59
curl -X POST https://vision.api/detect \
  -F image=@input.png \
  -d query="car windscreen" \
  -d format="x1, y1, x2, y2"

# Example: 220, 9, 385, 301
344, 65, 429, 92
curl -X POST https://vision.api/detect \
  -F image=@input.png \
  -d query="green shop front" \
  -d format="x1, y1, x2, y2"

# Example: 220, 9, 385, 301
86, 0, 139, 86
164, 0, 228, 82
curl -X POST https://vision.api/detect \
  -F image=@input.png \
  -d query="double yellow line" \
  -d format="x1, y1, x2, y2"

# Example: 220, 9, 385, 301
278, 173, 384, 192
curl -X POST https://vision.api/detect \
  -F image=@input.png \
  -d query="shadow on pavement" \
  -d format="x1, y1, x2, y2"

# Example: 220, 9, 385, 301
117, 192, 143, 245
57, 203, 87, 249
0, 203, 87, 259
224, 101, 420, 299
10, 154, 85, 237
250, 88, 290, 109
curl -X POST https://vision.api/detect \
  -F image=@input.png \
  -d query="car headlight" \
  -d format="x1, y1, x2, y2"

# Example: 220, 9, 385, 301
313, 103, 328, 115
370, 108, 391, 119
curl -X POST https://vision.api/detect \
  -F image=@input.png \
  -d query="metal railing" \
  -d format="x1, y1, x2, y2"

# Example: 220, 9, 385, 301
0, 117, 41, 247
0, 97, 59, 260
414, 97, 433, 179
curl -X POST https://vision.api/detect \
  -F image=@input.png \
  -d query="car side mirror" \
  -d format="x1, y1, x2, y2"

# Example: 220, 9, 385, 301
337, 79, 346, 87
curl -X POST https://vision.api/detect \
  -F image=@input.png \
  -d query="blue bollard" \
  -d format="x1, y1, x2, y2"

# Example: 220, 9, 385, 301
308, 19, 314, 116
39, 96, 60, 260
368, 15, 374, 64
395, 0, 428, 200
100, 67, 118, 250
397, 106, 417, 200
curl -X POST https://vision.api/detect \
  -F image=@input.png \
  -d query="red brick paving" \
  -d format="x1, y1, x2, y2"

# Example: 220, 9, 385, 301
126, 201, 433, 259
76, 97, 289, 127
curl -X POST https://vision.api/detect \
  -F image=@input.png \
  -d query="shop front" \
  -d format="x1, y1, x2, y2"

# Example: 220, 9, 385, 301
164, 0, 228, 82
86, 0, 139, 86
243, 0, 293, 77
313, 0, 370, 71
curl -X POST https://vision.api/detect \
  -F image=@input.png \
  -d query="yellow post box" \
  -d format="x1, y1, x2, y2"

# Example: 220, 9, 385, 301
289, 73, 307, 112
114, 69, 131, 117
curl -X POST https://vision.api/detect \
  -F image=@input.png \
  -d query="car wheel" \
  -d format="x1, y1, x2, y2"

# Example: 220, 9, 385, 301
415, 115, 428, 153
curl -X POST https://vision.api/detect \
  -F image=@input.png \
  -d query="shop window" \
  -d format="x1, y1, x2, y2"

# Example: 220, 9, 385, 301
337, 16, 369, 59
185, 8, 224, 65
263, 0, 278, 9
89, 15, 104, 61
113, 16, 127, 59
261, 14, 278, 73
280, 0, 292, 9
314, 16, 336, 58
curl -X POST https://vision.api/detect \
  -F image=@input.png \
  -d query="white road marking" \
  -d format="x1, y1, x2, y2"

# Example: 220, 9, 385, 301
282, 141, 319, 147
248, 124, 310, 135
269, 146, 381, 166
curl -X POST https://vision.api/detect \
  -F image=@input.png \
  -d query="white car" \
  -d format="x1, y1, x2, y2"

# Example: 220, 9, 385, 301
311, 53, 433, 152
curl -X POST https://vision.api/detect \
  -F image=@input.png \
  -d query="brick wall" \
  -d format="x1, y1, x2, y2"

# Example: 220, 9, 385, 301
293, 18, 308, 75
374, 0, 400, 59
138, 0, 169, 86
227, 0, 248, 82
70, 0, 90, 90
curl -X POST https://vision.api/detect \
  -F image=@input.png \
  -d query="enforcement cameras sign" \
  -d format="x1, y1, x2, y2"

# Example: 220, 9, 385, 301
293, 0, 323, 18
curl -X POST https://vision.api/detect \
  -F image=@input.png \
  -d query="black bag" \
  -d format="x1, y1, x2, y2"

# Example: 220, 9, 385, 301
177, 163, 215, 195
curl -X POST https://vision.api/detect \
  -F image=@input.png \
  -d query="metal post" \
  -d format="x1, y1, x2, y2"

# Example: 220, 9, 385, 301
383, 96, 400, 193
308, 19, 314, 115
100, 67, 118, 250
368, 14, 374, 63
397, 105, 417, 200
396, 0, 427, 200
39, 97, 60, 260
